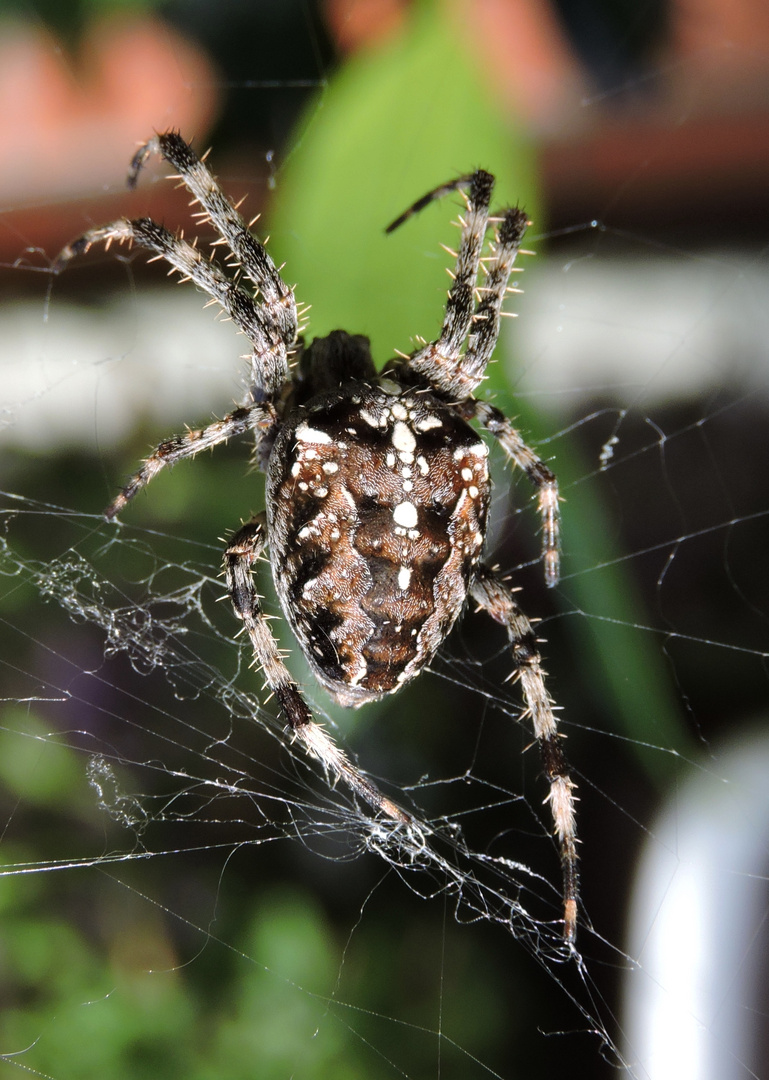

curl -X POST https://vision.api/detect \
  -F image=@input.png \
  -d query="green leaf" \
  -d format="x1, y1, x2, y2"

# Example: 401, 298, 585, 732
270, 0, 538, 374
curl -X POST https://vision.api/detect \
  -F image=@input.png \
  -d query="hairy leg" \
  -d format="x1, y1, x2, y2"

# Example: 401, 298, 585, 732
462, 399, 561, 587
129, 132, 297, 349
470, 563, 578, 943
388, 170, 494, 399
104, 402, 276, 519
54, 218, 290, 399
225, 517, 410, 824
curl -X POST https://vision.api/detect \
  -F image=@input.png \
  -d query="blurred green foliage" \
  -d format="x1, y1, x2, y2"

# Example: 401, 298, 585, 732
270, 0, 538, 374
1, 0, 153, 45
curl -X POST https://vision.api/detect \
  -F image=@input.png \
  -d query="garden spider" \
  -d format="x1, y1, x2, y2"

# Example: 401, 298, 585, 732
55, 132, 578, 943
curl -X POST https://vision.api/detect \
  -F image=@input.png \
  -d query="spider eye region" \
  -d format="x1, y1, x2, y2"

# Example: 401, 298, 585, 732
267, 383, 491, 707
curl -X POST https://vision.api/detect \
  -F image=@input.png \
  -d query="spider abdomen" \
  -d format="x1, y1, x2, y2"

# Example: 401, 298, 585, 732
267, 381, 491, 707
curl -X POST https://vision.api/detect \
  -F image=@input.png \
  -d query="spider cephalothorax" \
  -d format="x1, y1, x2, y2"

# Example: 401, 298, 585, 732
55, 132, 578, 943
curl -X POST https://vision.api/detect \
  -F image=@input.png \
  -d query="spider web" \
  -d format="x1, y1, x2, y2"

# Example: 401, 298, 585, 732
1, 3, 769, 1078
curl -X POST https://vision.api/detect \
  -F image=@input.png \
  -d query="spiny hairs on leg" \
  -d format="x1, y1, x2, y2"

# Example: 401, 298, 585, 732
462, 399, 561, 587
458, 205, 529, 390
52, 215, 290, 400
127, 132, 297, 348
55, 130, 297, 356
385, 171, 531, 402
470, 565, 578, 944
224, 518, 410, 825
104, 402, 277, 520
387, 170, 502, 399
385, 170, 557, 578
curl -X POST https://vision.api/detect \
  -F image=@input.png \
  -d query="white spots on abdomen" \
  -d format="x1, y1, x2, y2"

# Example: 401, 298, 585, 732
392, 420, 416, 455
392, 501, 418, 529
296, 423, 332, 445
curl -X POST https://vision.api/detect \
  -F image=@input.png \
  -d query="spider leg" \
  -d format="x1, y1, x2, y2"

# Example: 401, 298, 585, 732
225, 517, 410, 824
460, 398, 560, 587
470, 564, 578, 944
395, 170, 495, 399
384, 173, 478, 234
129, 132, 297, 350
460, 206, 529, 387
104, 401, 277, 519
54, 219, 290, 401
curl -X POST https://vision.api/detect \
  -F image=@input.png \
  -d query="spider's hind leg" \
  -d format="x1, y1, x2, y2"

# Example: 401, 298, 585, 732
470, 564, 578, 944
225, 517, 410, 825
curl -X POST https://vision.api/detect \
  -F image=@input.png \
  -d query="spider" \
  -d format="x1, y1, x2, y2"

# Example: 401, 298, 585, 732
54, 132, 578, 944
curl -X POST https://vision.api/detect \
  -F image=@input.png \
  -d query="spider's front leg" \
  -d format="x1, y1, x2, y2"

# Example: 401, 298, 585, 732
128, 131, 298, 349
470, 564, 578, 943
54, 216, 291, 401
224, 517, 410, 824
395, 170, 495, 400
